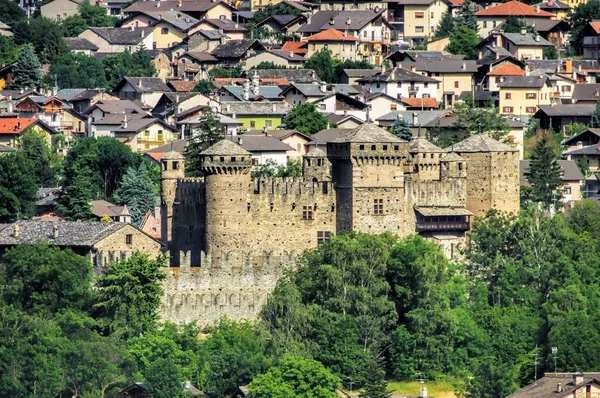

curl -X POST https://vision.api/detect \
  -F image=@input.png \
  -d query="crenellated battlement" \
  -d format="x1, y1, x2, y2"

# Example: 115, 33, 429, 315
250, 177, 333, 197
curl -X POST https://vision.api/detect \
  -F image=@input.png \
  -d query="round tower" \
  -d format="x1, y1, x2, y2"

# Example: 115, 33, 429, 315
303, 147, 331, 182
161, 150, 185, 244
200, 140, 252, 265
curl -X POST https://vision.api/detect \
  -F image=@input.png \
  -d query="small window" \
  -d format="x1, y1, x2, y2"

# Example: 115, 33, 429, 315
320, 103, 326, 110
483, 21, 487, 28
161, 27, 169, 35
397, 82, 402, 88
454, 81, 459, 89
424, 83, 428, 88
125, 234, 133, 245
564, 186, 572, 194
430, 12, 434, 18
359, 144, 365, 150
502, 106, 514, 113
265, 120, 272, 128
394, 145, 399, 150
302, 206, 314, 220
373, 199, 384, 215
391, 104, 397, 110
231, 157, 236, 162
422, 93, 430, 98
415, 12, 424, 18
173, 161, 179, 170
383, 145, 388, 150
415, 26, 424, 33
250, 120, 256, 128
505, 93, 511, 99
526, 92, 537, 99
371, 145, 376, 150
317, 231, 331, 245
526, 106, 536, 113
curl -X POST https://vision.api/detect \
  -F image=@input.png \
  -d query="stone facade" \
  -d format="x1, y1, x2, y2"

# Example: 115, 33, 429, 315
159, 125, 520, 324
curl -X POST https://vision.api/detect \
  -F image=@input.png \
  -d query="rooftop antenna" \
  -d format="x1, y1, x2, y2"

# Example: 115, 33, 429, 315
551, 346, 558, 373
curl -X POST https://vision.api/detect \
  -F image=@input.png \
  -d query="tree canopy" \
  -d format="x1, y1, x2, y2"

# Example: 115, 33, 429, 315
11, 44, 42, 89
524, 134, 563, 206
184, 107, 225, 176
284, 102, 328, 136
446, 26, 479, 60
0, 151, 37, 221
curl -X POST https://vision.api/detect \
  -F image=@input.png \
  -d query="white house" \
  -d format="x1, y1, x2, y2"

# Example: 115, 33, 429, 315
114, 77, 171, 108
228, 134, 293, 166
357, 67, 439, 101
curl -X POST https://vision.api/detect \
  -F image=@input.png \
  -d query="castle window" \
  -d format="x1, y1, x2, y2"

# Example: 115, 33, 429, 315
306, 159, 311, 166
458, 163, 463, 171
220, 157, 225, 162
317, 231, 331, 245
317, 158, 324, 166
371, 145, 376, 150
373, 199, 384, 215
359, 145, 365, 150
383, 145, 388, 150
173, 162, 179, 170
125, 234, 133, 245
303, 206, 314, 220
231, 157, 236, 162
322, 182, 328, 194
394, 145, 399, 150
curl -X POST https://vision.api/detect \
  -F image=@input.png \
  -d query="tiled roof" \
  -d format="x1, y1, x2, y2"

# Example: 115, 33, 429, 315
168, 80, 198, 92
306, 28, 359, 42
333, 123, 404, 143
506, 373, 600, 398
192, 29, 227, 40
222, 85, 283, 101
90, 200, 129, 218
564, 143, 600, 155
211, 39, 263, 58
400, 98, 439, 109
159, 15, 200, 32
502, 32, 552, 47
343, 69, 379, 78
450, 134, 518, 152
86, 27, 150, 45
229, 135, 293, 152
589, 21, 600, 34
86, 100, 147, 115
146, 138, 187, 154
243, 129, 308, 140
358, 67, 439, 83
310, 128, 352, 144
266, 49, 306, 61
572, 84, 600, 101
65, 37, 99, 51
124, 0, 232, 14
0, 118, 38, 135
497, 75, 548, 88
202, 18, 247, 32
0, 220, 131, 246
298, 10, 386, 33
91, 113, 150, 125
475, 1, 553, 17
221, 101, 292, 116
405, 60, 478, 73
115, 117, 176, 133
376, 110, 452, 125
520, 160, 584, 185
409, 137, 446, 153
118, 77, 171, 93
533, 0, 570, 9
487, 63, 526, 76
241, 69, 318, 83
305, 147, 327, 157
536, 104, 596, 117
201, 139, 251, 156
282, 41, 308, 54
182, 51, 219, 62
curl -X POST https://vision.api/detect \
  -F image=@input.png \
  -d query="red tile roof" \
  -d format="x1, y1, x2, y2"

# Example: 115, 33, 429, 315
282, 41, 308, 55
0, 118, 37, 135
487, 63, 526, 76
400, 98, 439, 109
475, 1, 553, 17
305, 29, 359, 42
589, 22, 600, 34
169, 81, 197, 92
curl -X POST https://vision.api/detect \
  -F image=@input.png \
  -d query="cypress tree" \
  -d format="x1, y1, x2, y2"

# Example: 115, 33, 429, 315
11, 44, 41, 89
525, 134, 563, 206
115, 163, 156, 226
591, 98, 600, 128
455, 0, 478, 33
359, 358, 391, 398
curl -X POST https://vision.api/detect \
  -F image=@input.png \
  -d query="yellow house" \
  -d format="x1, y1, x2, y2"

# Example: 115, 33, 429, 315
532, 0, 570, 20
384, 0, 452, 46
149, 18, 198, 49
475, 1, 554, 38
221, 101, 293, 131
496, 31, 552, 60
498, 75, 553, 116
0, 118, 58, 147
305, 29, 359, 62
113, 118, 178, 152
193, 18, 247, 40
408, 60, 477, 107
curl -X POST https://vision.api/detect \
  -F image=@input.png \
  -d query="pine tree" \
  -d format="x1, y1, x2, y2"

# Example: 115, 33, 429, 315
446, 26, 479, 60
524, 134, 563, 206
434, 10, 454, 38
115, 163, 156, 226
184, 107, 225, 176
359, 358, 390, 398
455, 0, 478, 32
390, 117, 413, 141
591, 98, 600, 128
11, 44, 41, 89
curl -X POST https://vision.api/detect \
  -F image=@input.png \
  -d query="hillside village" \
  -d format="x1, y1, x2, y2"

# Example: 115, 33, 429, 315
4, 0, 600, 396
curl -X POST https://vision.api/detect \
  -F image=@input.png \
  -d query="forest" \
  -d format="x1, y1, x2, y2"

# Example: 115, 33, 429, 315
2, 200, 600, 397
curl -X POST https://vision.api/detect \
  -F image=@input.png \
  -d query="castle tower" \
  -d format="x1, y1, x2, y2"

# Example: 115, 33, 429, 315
449, 135, 520, 218
303, 147, 331, 182
161, 150, 185, 245
327, 123, 410, 234
408, 137, 447, 181
200, 139, 252, 265
440, 151, 467, 180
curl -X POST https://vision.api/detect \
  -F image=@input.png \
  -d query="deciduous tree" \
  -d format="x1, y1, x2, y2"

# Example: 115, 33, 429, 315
284, 102, 328, 136
0, 151, 37, 221
304, 49, 338, 83
17, 126, 59, 187
446, 26, 479, 60
48, 51, 108, 89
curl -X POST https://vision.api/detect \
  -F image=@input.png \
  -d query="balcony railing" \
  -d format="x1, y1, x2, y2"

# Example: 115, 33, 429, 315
416, 221, 470, 232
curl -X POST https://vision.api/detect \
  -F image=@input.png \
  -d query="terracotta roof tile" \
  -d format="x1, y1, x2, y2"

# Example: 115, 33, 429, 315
475, 1, 553, 17
306, 28, 359, 42
0, 118, 37, 134
168, 81, 197, 92
590, 21, 600, 34
282, 41, 308, 54
400, 98, 439, 109
487, 63, 526, 76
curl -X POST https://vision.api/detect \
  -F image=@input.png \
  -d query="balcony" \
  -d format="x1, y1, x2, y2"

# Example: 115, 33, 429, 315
416, 221, 470, 232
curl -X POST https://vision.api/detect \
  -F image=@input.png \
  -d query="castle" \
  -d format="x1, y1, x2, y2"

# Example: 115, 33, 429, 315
159, 124, 520, 324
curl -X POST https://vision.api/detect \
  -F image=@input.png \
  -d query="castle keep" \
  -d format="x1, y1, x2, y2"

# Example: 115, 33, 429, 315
159, 124, 520, 324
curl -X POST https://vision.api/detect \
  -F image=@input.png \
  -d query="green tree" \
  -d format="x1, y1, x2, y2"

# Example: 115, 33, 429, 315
144, 357, 185, 398
434, 10, 454, 38
102, 45, 156, 90
0, 151, 37, 221
0, 0, 26, 24
565, 199, 600, 246
446, 26, 479, 60
304, 49, 338, 83
284, 102, 328, 136
564, 122, 588, 137
192, 79, 216, 94
184, 107, 225, 176
247, 356, 341, 398
568, 0, 600, 51
455, 0, 478, 32
591, 98, 600, 128
208, 65, 243, 79
0, 34, 21, 66
359, 358, 391, 398
11, 44, 42, 89
12, 17, 68, 63
48, 51, 108, 89
79, 0, 118, 27
17, 126, 58, 187
115, 163, 156, 226
251, 61, 288, 69
61, 14, 88, 36
251, 159, 303, 178
524, 134, 563, 206
543, 46, 558, 59
390, 117, 412, 141
502, 16, 527, 33
0, 243, 93, 315
93, 253, 167, 338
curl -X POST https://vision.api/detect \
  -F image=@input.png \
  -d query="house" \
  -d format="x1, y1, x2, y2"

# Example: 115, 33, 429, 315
0, 220, 162, 272
187, 29, 228, 53
483, 63, 526, 92
177, 111, 242, 137
0, 21, 13, 37
521, 159, 585, 205
281, 41, 308, 56
114, 77, 171, 108
78, 27, 154, 54
531, 0, 570, 20
167, 81, 197, 93
311, 92, 369, 121
62, 108, 88, 136
177, 52, 220, 81
240, 68, 319, 83
304, 29, 360, 62
15, 96, 66, 130
564, 141, 600, 198
84, 99, 148, 124
526, 59, 597, 84
123, 0, 235, 21
325, 113, 365, 129
280, 82, 360, 106
253, 14, 307, 36
143, 138, 187, 164
121, 9, 192, 29
90, 200, 131, 223
244, 49, 306, 69
243, 129, 311, 158
227, 135, 294, 165
583, 21, 600, 61
0, 64, 13, 90
403, 60, 477, 107
41, 0, 83, 21
475, 1, 553, 38
493, 30, 553, 61
65, 37, 99, 56
339, 69, 379, 85
534, 104, 596, 132
562, 128, 600, 151
497, 75, 553, 116
64, 89, 119, 114
297, 10, 393, 65
221, 101, 293, 131
105, 0, 129, 16
145, 16, 201, 50
211, 39, 266, 68
111, 117, 178, 152
375, 110, 454, 137
316, 0, 383, 11
364, 92, 406, 121
357, 67, 440, 103
427, 36, 450, 52
522, 18, 568, 49
152, 92, 216, 124
220, 83, 283, 102
0, 117, 58, 146
505, 373, 600, 398
387, 50, 465, 65
572, 84, 600, 104
195, 18, 247, 41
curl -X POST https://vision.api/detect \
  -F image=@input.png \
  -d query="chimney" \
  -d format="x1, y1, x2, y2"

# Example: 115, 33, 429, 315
122, 114, 128, 128
412, 111, 418, 126
141, 29, 145, 38
252, 71, 260, 92
421, 385, 427, 398
237, 137, 243, 145
226, 104, 231, 113
263, 126, 268, 135
329, 17, 335, 25
535, 33, 540, 42
410, 65, 416, 72
320, 81, 327, 92
272, 103, 277, 112
185, 381, 191, 389
595, 88, 599, 98
243, 78, 250, 101
398, 62, 402, 69
130, 24, 135, 31
13, 224, 19, 237
462, 62, 466, 70
566, 59, 573, 73
556, 383, 563, 393
178, 0, 181, 6
289, 51, 294, 58
574, 373, 584, 386
155, 0, 160, 6
53, 223, 58, 239
520, 26, 526, 35
536, 4, 540, 12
